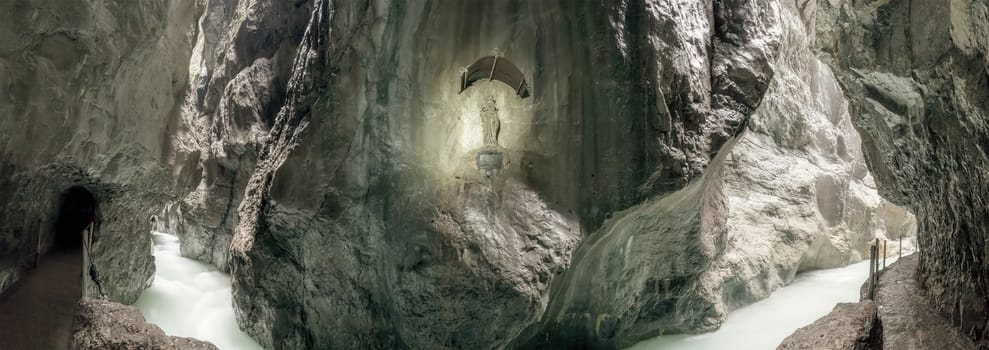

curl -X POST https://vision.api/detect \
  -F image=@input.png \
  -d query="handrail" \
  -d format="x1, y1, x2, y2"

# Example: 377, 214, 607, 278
867, 238, 888, 300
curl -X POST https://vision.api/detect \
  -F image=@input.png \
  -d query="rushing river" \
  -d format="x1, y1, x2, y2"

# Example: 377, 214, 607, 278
133, 231, 262, 350
131, 230, 895, 350
628, 257, 896, 350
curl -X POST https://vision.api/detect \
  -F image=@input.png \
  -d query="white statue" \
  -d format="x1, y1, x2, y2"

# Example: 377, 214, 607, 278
481, 98, 500, 147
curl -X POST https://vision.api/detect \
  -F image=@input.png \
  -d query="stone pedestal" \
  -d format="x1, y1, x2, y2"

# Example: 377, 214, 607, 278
476, 151, 503, 177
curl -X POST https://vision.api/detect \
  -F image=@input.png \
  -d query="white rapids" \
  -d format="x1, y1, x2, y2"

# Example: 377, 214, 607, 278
628, 257, 896, 350
133, 231, 262, 350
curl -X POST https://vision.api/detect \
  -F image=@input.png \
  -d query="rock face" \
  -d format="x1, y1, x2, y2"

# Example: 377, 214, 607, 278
0, 0, 929, 349
777, 301, 882, 350
213, 0, 788, 348
184, 0, 914, 348
72, 298, 219, 350
818, 0, 989, 345
519, 1, 915, 347
712, 0, 917, 307
165, 0, 312, 272
0, 0, 198, 303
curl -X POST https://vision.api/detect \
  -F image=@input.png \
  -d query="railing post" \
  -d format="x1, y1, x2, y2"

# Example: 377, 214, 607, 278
35, 220, 42, 268
883, 240, 887, 269
868, 244, 876, 299
874, 238, 880, 271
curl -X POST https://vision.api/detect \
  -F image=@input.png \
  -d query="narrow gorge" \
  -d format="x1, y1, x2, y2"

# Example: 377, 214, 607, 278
0, 0, 983, 349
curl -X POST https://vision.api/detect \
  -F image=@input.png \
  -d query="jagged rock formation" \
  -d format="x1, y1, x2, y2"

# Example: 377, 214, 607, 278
72, 298, 219, 350
818, 0, 989, 346
166, 0, 311, 271
712, 0, 916, 304
187, 0, 913, 348
0, 0, 934, 349
216, 0, 788, 348
519, 1, 915, 347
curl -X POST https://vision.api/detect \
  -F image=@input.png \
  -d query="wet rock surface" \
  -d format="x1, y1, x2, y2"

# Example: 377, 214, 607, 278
520, 1, 916, 347
220, 0, 788, 347
777, 301, 881, 350
71, 298, 219, 350
873, 255, 976, 350
818, 0, 989, 345
0, 0, 954, 349
781, 254, 977, 350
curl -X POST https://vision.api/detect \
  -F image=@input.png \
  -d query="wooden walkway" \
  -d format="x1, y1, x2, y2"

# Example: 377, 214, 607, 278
0, 248, 82, 350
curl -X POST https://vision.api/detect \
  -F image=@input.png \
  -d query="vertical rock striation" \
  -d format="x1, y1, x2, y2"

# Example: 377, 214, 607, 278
167, 0, 312, 271
818, 0, 989, 345
172, 0, 916, 348
519, 1, 915, 347
210, 0, 785, 347
0, 0, 931, 348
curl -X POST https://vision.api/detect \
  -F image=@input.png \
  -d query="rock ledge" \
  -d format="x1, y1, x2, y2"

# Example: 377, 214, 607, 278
778, 301, 881, 350
71, 298, 218, 350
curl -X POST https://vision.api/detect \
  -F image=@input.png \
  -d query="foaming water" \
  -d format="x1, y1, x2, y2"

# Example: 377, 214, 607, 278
628, 257, 898, 350
133, 231, 262, 350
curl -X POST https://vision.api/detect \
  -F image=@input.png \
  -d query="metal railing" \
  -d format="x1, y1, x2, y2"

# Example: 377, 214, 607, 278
867, 238, 888, 300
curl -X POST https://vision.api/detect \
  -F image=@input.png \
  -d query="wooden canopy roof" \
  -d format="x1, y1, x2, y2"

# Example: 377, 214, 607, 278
459, 55, 531, 98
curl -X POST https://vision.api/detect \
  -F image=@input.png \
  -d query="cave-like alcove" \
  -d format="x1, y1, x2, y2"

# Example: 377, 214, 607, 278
52, 186, 97, 251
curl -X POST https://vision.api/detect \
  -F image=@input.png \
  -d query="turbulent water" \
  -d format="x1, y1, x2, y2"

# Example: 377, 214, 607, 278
133, 231, 262, 350
131, 230, 890, 350
628, 257, 896, 350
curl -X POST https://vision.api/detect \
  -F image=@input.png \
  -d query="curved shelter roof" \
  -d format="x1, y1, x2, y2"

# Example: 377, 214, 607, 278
459, 55, 531, 98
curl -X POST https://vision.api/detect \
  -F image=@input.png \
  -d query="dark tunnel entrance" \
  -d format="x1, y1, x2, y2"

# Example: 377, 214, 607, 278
52, 186, 97, 251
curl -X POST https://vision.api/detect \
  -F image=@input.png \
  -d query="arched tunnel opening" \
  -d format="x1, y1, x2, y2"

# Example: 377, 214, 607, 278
52, 186, 97, 252
0, 186, 96, 349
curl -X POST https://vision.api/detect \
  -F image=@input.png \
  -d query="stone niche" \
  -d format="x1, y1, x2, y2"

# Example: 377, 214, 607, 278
474, 97, 506, 178
421, 54, 536, 184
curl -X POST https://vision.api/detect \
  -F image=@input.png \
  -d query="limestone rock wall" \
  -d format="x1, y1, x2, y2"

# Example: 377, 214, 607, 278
212, 0, 788, 348
0, 0, 198, 302
165, 0, 312, 271
714, 0, 916, 306
165, 0, 920, 348
817, 0, 989, 345
0, 0, 932, 348
704, 0, 921, 323
518, 2, 915, 347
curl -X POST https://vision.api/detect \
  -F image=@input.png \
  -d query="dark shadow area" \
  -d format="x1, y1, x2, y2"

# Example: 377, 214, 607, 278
52, 186, 96, 251
0, 186, 91, 349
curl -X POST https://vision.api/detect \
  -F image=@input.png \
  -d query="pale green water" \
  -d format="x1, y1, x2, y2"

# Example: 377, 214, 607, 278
132, 230, 892, 350
628, 257, 893, 350
133, 231, 262, 350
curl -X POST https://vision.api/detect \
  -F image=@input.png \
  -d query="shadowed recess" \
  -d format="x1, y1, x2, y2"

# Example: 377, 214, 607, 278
459, 55, 531, 98
53, 186, 97, 251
